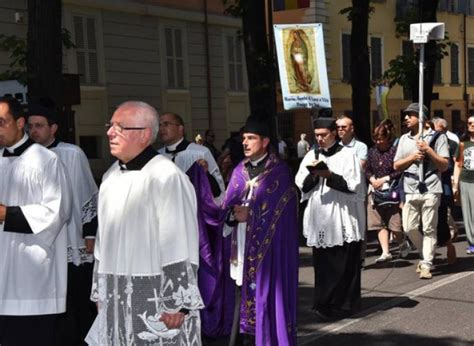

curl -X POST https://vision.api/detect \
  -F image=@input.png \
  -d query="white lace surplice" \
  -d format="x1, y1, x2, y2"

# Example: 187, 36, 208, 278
295, 146, 366, 248
89, 155, 203, 345
52, 142, 98, 265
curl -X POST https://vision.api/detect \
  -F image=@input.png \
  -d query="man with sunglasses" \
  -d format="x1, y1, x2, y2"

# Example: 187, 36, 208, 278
336, 115, 368, 171
394, 103, 449, 280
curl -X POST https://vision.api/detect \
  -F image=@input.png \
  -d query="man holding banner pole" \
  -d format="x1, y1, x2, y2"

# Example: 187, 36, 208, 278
394, 103, 449, 279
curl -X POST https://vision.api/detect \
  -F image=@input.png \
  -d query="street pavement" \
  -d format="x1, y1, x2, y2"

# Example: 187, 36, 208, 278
298, 221, 474, 345
204, 222, 474, 346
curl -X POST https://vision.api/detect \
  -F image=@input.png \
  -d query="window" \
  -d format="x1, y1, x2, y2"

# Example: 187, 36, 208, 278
396, 0, 417, 20
438, 0, 449, 11
470, 0, 474, 15
434, 110, 444, 118
452, 110, 461, 133
79, 136, 102, 159
164, 27, 185, 89
402, 40, 414, 100
468, 47, 474, 85
434, 59, 442, 85
451, 44, 459, 84
225, 34, 245, 91
342, 33, 351, 81
370, 37, 382, 80
276, 113, 294, 141
73, 15, 99, 85
371, 110, 380, 129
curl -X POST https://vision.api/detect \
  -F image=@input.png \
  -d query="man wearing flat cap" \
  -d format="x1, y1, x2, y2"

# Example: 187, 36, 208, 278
224, 116, 298, 345
394, 103, 449, 279
27, 104, 99, 344
295, 116, 366, 321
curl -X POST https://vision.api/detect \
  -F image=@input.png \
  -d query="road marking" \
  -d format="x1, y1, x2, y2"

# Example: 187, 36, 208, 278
298, 270, 474, 345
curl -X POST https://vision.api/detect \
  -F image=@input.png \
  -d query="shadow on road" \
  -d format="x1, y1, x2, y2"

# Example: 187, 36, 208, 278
300, 330, 473, 345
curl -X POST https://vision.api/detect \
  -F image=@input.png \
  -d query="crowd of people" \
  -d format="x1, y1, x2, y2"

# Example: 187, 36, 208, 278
1, 96, 473, 346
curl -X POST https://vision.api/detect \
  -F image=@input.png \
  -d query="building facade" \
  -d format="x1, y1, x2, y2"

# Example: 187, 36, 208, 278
0, 0, 249, 177
274, 0, 474, 143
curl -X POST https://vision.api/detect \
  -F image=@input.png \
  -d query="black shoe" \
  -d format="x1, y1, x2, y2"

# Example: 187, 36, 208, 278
311, 308, 332, 322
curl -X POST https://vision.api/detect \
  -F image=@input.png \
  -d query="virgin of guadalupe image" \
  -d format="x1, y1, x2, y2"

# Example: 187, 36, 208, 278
284, 28, 320, 94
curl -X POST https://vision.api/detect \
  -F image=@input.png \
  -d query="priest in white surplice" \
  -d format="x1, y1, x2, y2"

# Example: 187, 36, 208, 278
87, 101, 203, 345
0, 97, 70, 346
295, 116, 365, 322
158, 112, 234, 338
158, 112, 225, 200
27, 104, 99, 344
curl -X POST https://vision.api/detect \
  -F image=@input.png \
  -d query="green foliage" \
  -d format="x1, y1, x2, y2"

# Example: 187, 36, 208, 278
0, 34, 27, 83
383, 5, 450, 91
223, 0, 246, 17
383, 52, 417, 88
0, 28, 76, 84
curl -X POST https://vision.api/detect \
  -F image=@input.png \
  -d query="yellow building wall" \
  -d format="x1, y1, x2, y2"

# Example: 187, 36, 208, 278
274, 0, 474, 139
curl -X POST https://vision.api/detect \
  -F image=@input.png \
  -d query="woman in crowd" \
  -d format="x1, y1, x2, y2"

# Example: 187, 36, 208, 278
366, 122, 409, 262
453, 115, 474, 255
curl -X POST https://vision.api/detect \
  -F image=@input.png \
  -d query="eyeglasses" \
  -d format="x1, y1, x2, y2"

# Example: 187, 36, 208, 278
105, 123, 147, 133
336, 125, 349, 129
159, 121, 181, 128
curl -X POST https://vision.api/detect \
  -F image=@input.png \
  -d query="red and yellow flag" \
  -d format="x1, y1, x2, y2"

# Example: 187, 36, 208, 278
274, 0, 310, 11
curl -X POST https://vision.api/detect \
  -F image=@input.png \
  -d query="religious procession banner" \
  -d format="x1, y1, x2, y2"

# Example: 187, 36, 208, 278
375, 83, 390, 120
274, 23, 331, 110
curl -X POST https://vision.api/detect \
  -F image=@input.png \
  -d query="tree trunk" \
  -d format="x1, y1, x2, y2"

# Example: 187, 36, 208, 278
350, 0, 371, 145
240, 0, 277, 139
26, 0, 63, 113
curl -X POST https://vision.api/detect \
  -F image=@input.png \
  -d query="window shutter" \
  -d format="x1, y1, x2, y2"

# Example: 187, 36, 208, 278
73, 15, 99, 85
451, 44, 459, 84
468, 47, 474, 84
370, 37, 382, 80
434, 59, 442, 84
225, 35, 244, 91
342, 34, 351, 81
164, 27, 185, 88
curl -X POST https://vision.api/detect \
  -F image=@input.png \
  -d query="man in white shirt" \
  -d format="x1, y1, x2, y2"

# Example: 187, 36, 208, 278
27, 104, 98, 344
0, 97, 70, 346
336, 115, 368, 170
158, 112, 225, 199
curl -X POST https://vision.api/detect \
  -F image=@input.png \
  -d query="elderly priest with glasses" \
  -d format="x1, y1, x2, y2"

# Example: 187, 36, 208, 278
87, 101, 203, 345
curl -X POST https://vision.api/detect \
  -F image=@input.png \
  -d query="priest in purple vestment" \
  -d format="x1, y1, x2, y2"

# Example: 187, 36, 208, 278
224, 116, 299, 346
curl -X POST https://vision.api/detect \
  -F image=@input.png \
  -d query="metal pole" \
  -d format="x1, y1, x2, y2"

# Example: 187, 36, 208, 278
418, 43, 425, 183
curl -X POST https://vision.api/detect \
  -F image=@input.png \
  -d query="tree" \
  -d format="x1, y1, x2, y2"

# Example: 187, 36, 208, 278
383, 0, 442, 111
340, 0, 373, 145
26, 0, 63, 107
224, 0, 277, 139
